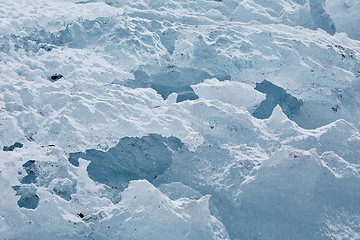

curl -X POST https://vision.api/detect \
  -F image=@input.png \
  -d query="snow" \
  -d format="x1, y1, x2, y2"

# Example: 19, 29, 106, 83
1, 0, 360, 239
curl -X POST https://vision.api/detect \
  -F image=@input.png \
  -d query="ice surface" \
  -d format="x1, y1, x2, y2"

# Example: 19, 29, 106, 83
1, 0, 360, 239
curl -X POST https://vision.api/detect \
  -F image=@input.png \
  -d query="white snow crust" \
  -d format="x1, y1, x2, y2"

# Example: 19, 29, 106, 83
1, 0, 360, 239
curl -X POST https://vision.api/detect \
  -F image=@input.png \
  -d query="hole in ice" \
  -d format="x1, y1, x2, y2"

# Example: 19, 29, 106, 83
49, 74, 63, 82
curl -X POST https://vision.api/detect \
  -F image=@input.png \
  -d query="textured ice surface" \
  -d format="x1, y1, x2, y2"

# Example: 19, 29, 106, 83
1, 0, 360, 239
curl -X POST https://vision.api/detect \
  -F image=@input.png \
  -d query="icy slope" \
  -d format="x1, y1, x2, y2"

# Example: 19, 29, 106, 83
1, 0, 360, 239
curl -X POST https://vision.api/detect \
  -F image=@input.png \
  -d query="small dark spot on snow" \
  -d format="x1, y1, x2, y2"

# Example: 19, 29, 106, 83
78, 213, 85, 218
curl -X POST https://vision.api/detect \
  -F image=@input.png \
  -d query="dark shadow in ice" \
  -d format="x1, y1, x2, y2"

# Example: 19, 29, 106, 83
68, 134, 184, 190
151, 84, 199, 102
252, 80, 303, 120
68, 152, 85, 167
21, 160, 38, 184
159, 28, 180, 55
11, 161, 40, 209
123, 66, 231, 103
12, 185, 39, 209
309, 0, 336, 35
15, 160, 77, 202
3, 142, 23, 151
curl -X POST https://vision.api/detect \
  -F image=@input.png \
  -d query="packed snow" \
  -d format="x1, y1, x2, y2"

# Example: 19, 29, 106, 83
1, 0, 360, 239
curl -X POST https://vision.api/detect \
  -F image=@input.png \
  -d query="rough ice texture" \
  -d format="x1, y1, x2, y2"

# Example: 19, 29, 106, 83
1, 0, 360, 239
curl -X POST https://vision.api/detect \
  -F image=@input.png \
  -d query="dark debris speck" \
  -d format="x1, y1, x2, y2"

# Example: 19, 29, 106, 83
49, 74, 63, 82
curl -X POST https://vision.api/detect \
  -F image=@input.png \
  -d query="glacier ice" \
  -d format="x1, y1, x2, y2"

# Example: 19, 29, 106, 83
1, 0, 360, 239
